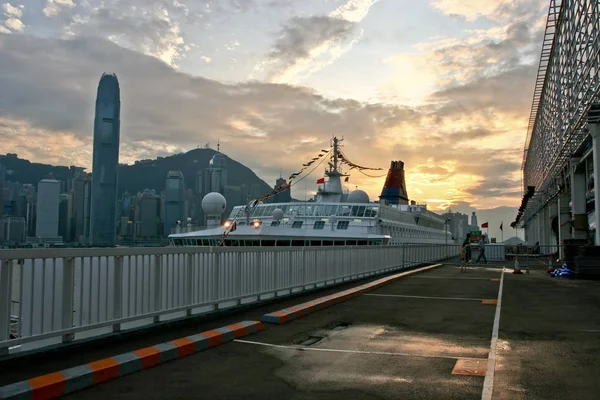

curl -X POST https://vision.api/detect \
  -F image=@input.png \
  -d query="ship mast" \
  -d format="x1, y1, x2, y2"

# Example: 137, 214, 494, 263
317, 136, 348, 202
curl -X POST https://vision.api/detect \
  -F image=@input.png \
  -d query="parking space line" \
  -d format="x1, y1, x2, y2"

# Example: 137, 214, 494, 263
409, 277, 501, 280
364, 294, 483, 301
481, 268, 505, 400
234, 339, 475, 361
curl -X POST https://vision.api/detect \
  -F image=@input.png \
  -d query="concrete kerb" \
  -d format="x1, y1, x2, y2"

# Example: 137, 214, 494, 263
0, 321, 264, 400
261, 264, 443, 324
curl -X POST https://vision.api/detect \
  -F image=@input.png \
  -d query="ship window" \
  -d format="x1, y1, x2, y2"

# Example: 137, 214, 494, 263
277, 240, 291, 246
292, 240, 304, 246
280, 205, 289, 213
310, 240, 321, 246
271, 221, 280, 227
292, 221, 303, 229
335, 241, 345, 246
229, 208, 240, 218
323, 240, 333, 246
337, 206, 351, 216
347, 240, 357, 245
324, 205, 336, 216
262, 240, 275, 246
337, 220, 349, 230
358, 240, 368, 245
313, 221, 325, 230
364, 206, 377, 217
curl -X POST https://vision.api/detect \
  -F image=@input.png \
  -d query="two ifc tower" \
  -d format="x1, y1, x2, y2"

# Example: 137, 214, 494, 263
89, 73, 121, 246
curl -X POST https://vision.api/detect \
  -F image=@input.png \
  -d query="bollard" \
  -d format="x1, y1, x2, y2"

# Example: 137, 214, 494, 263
512, 255, 524, 274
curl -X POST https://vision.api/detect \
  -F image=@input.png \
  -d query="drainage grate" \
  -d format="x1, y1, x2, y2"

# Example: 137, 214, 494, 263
331, 323, 351, 331
301, 336, 323, 346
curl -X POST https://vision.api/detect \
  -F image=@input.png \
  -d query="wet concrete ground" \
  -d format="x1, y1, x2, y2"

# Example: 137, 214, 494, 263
65, 265, 502, 400
4, 261, 600, 399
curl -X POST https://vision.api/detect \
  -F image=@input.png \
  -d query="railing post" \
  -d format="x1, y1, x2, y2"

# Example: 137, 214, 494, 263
256, 251, 262, 301
274, 251, 279, 297
0, 259, 12, 355
235, 252, 242, 306
186, 253, 194, 315
213, 250, 220, 310
153, 255, 162, 323
112, 256, 123, 332
302, 247, 307, 288
61, 257, 75, 342
402, 243, 406, 268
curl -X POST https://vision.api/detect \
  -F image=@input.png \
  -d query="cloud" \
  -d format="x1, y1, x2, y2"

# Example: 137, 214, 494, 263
42, 0, 75, 18
1, 2, 24, 32
254, 0, 378, 83
40, 0, 205, 66
430, 0, 546, 23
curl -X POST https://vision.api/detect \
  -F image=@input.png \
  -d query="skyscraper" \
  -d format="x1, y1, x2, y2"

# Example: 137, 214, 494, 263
89, 73, 121, 246
164, 171, 185, 236
36, 179, 60, 239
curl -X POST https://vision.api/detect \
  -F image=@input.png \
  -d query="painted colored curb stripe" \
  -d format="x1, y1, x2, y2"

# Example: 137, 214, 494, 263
0, 321, 264, 400
262, 264, 442, 324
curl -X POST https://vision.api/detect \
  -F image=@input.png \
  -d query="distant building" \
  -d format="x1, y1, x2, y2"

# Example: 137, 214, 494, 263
271, 176, 291, 203
441, 210, 470, 242
137, 189, 161, 238
0, 163, 5, 242
90, 73, 121, 246
164, 171, 185, 235
35, 179, 60, 239
3, 216, 25, 244
58, 193, 71, 242
72, 174, 91, 244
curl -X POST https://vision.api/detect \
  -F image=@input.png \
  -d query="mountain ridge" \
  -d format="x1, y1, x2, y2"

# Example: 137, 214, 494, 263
0, 149, 274, 197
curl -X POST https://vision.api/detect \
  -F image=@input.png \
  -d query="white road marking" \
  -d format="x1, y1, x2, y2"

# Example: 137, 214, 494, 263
481, 267, 505, 400
409, 276, 502, 280
234, 339, 474, 360
364, 293, 482, 301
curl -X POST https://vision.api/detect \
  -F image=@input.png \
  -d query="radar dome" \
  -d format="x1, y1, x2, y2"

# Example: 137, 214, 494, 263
272, 208, 284, 221
347, 189, 370, 203
202, 192, 227, 216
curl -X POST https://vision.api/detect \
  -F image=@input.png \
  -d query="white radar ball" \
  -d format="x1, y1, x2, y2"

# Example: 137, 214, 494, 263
272, 208, 284, 221
202, 192, 227, 216
347, 189, 370, 203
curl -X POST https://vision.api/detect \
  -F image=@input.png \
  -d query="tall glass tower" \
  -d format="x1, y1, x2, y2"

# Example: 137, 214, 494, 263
90, 73, 121, 246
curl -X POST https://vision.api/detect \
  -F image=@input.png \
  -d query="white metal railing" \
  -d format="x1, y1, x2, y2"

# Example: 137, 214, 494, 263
0, 244, 459, 355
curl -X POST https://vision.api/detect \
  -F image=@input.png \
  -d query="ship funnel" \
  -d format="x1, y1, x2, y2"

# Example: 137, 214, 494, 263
379, 160, 409, 205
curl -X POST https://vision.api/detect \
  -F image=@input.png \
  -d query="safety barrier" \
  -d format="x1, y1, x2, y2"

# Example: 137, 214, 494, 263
0, 243, 458, 355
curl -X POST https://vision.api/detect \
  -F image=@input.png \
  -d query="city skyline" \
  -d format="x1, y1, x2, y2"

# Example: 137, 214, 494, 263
0, 0, 549, 213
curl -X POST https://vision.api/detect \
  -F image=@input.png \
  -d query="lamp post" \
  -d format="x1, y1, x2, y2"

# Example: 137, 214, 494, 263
445, 218, 451, 244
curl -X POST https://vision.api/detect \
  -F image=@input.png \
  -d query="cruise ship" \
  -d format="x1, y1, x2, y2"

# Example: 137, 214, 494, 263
169, 138, 453, 247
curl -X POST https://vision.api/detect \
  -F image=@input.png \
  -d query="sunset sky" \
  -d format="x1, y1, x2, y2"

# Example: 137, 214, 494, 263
0, 0, 548, 220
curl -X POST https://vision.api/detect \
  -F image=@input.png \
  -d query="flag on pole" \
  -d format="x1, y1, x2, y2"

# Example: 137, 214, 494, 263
317, 177, 325, 184
481, 222, 489, 228
499, 222, 503, 231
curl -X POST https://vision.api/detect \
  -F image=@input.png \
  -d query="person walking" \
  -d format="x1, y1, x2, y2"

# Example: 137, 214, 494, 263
462, 233, 472, 264
476, 236, 488, 264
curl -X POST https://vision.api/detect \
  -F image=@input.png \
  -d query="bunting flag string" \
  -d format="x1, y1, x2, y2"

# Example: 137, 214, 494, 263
217, 148, 332, 246
337, 150, 383, 172
357, 169, 388, 178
